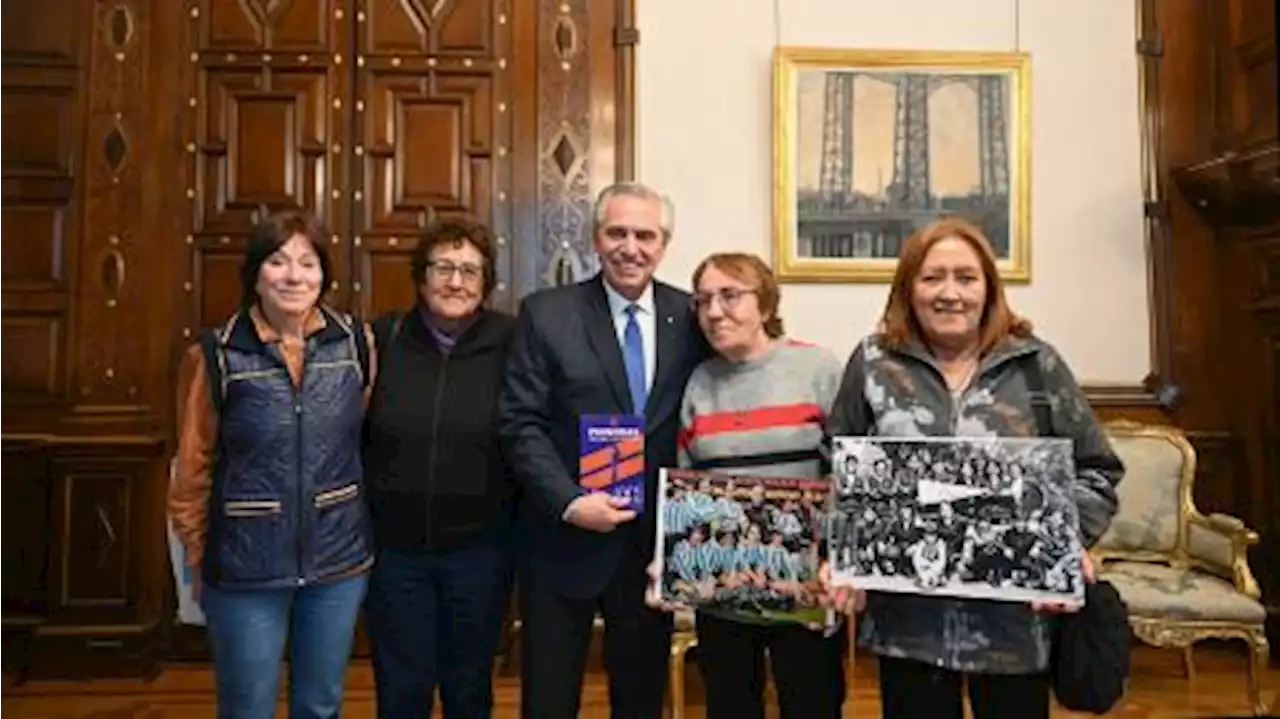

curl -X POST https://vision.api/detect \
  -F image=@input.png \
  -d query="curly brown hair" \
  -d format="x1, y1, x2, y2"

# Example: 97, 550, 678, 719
409, 217, 498, 298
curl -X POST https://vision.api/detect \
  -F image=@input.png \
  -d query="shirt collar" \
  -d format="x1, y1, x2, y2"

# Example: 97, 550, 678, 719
602, 279, 655, 318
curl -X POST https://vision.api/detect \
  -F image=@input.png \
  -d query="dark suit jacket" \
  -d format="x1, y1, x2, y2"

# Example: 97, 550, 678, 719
499, 274, 709, 598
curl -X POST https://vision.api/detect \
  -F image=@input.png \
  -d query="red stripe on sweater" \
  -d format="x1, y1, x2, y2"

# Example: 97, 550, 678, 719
680, 402, 824, 449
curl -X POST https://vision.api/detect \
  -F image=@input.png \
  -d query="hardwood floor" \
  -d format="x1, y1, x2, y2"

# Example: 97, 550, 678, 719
3, 642, 1276, 718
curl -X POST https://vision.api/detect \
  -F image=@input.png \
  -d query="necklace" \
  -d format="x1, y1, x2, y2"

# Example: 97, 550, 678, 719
944, 360, 979, 395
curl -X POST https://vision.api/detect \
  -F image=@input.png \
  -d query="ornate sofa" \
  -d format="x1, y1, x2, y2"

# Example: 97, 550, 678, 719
1095, 419, 1270, 715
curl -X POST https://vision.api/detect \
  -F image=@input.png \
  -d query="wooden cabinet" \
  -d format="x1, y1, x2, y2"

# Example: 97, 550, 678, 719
2, 439, 168, 680
3, 0, 635, 678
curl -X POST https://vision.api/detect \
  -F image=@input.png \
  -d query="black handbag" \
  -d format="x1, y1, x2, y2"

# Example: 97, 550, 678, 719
1020, 355, 1132, 714
1049, 579, 1131, 714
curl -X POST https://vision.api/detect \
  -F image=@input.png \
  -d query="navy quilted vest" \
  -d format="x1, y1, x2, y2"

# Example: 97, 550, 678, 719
203, 307, 371, 589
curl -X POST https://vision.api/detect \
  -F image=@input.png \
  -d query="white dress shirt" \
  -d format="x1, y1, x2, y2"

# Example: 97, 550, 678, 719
602, 280, 656, 393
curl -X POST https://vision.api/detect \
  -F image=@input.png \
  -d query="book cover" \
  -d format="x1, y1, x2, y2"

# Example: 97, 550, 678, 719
578, 413, 646, 513
654, 468, 833, 626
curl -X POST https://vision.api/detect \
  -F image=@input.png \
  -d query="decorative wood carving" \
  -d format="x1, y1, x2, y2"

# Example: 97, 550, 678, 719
73, 0, 154, 415
352, 0, 518, 317
54, 468, 132, 608
2, 0, 634, 677
0, 0, 84, 413
178, 0, 628, 318
181, 0, 351, 328
536, 0, 594, 288
1174, 140, 1280, 230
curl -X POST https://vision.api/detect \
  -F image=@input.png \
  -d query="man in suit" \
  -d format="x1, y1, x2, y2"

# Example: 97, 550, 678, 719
500, 182, 709, 718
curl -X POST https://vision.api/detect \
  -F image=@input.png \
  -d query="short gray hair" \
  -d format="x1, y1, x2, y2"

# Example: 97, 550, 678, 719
592, 182, 675, 241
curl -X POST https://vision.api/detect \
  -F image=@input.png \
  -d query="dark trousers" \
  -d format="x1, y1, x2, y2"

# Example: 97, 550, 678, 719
365, 539, 511, 719
877, 655, 1050, 719
695, 611, 847, 719
518, 555, 671, 719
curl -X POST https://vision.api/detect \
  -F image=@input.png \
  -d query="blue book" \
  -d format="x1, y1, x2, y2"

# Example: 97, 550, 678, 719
578, 414, 646, 514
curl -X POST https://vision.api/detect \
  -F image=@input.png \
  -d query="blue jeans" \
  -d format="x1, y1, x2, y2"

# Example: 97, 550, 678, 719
365, 538, 511, 718
202, 572, 368, 719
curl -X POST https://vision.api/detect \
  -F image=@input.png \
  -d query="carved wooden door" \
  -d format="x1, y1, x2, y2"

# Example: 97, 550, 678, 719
181, 0, 631, 331
182, 0, 355, 329
351, 0, 529, 316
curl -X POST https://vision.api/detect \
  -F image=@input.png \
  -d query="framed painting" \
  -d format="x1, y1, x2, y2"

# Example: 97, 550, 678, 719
772, 47, 1032, 283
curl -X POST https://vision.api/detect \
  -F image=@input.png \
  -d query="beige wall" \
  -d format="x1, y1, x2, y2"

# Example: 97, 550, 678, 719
634, 0, 1150, 384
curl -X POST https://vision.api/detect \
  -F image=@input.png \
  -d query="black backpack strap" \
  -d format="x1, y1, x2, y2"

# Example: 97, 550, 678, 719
369, 313, 406, 387
1018, 351, 1053, 437
197, 329, 226, 414
350, 315, 371, 390
371, 313, 404, 358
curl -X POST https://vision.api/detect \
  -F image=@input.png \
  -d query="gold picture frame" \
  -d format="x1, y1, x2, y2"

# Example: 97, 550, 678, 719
772, 47, 1032, 283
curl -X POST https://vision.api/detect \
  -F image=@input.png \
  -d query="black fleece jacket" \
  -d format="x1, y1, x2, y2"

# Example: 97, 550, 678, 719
362, 307, 516, 552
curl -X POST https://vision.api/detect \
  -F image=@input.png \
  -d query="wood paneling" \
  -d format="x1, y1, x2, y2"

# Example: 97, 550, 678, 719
1144, 0, 1280, 653
2, 441, 53, 620
352, 0, 525, 317
182, 0, 351, 329
3, 0, 636, 677
1, 0, 83, 412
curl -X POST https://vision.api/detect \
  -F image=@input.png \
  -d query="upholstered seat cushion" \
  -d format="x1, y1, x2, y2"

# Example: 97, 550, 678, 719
1099, 561, 1266, 624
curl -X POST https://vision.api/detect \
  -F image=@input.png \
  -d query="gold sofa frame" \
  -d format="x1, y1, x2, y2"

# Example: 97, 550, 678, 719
1096, 419, 1269, 715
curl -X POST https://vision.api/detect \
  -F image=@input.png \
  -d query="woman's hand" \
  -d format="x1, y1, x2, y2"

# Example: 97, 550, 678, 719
643, 558, 691, 613
816, 561, 866, 615
1031, 552, 1095, 614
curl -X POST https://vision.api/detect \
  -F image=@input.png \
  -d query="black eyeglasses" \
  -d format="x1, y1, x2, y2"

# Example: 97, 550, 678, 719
428, 260, 483, 283
692, 288, 758, 311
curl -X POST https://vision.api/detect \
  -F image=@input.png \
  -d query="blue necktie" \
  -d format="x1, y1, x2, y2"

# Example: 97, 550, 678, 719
623, 304, 647, 414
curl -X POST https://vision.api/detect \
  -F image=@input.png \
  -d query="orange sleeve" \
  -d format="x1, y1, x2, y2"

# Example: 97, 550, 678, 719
169, 343, 218, 570
363, 322, 378, 408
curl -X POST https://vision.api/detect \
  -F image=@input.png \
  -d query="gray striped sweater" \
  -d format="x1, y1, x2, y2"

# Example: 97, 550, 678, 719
675, 340, 843, 625
677, 340, 843, 477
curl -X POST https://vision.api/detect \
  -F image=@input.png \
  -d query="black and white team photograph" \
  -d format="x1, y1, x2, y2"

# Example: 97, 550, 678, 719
654, 468, 832, 624
827, 436, 1086, 605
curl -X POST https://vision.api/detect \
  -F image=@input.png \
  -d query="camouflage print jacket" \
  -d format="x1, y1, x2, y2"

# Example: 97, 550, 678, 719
825, 332, 1124, 675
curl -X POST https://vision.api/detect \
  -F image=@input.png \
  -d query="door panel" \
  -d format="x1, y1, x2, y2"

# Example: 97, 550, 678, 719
184, 0, 353, 328
181, 0, 633, 323
201, 0, 333, 51
352, 0, 523, 318
0, 0, 86, 410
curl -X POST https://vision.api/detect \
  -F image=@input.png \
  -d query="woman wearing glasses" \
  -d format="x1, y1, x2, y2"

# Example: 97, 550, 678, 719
650, 252, 858, 719
362, 219, 516, 718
